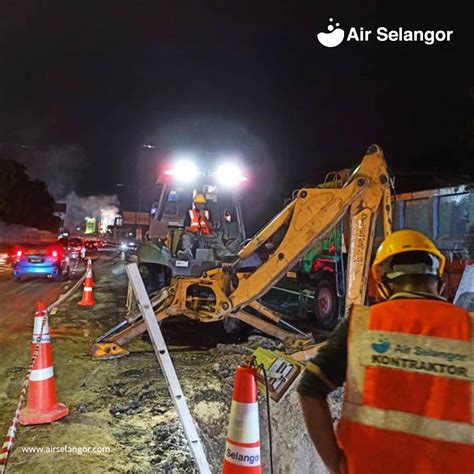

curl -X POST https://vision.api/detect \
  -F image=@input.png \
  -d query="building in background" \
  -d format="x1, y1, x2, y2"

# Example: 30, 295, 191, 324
100, 208, 119, 234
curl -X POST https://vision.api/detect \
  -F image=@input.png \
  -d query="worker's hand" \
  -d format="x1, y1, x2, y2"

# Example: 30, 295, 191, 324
338, 453, 348, 474
184, 226, 193, 233
326, 450, 346, 474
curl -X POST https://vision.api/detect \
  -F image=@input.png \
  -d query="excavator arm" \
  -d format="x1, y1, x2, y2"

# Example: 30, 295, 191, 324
91, 144, 392, 360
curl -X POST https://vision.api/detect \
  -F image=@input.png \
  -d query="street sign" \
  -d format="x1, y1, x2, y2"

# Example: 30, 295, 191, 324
122, 211, 150, 225
85, 217, 96, 234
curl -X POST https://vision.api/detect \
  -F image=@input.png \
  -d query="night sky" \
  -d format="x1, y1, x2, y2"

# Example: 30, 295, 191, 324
0, 1, 472, 223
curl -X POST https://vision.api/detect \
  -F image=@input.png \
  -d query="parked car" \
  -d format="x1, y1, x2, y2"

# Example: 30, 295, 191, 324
12, 243, 71, 282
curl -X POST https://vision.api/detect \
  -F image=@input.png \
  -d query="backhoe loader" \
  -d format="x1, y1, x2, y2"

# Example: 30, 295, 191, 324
91, 144, 392, 359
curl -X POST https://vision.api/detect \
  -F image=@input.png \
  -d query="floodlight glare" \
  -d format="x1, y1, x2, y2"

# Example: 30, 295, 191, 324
216, 163, 246, 187
164, 159, 199, 183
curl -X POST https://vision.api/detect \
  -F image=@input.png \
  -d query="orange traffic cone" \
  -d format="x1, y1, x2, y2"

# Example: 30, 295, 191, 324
19, 302, 69, 425
78, 264, 96, 306
86, 258, 95, 287
222, 366, 261, 473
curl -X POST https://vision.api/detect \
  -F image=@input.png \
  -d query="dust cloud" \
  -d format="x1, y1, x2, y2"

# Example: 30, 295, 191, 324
63, 192, 120, 230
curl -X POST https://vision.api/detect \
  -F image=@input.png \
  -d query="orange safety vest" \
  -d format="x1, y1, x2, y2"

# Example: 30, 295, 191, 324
338, 299, 474, 474
188, 209, 211, 235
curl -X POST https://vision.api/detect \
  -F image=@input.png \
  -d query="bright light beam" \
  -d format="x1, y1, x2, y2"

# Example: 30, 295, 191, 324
216, 163, 246, 187
164, 159, 199, 183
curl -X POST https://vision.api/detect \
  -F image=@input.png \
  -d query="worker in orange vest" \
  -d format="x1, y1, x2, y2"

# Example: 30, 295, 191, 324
298, 230, 473, 474
178, 193, 214, 259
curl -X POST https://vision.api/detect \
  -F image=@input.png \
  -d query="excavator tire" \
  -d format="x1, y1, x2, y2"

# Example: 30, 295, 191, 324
313, 276, 340, 330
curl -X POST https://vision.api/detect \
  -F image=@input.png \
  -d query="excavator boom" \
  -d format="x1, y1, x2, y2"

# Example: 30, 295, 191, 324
91, 144, 392, 359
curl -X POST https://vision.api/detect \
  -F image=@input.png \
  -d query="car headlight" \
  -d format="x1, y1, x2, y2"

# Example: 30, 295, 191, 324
120, 243, 127, 250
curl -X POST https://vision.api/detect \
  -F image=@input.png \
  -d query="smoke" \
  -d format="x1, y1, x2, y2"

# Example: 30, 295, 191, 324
0, 115, 121, 232
14, 147, 120, 233
63, 192, 120, 230
14, 145, 85, 200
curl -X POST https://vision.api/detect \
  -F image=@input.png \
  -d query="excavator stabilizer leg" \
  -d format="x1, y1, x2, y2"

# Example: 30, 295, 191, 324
235, 311, 313, 349
90, 342, 129, 360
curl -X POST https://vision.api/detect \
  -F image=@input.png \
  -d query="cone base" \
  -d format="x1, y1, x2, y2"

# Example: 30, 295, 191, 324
78, 299, 96, 306
19, 403, 69, 425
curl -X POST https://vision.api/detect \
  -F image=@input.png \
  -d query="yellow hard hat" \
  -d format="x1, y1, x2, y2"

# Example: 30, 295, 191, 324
193, 193, 206, 204
372, 230, 446, 292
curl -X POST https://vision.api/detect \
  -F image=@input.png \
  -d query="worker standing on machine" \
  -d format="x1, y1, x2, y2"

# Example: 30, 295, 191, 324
298, 230, 473, 474
178, 193, 214, 259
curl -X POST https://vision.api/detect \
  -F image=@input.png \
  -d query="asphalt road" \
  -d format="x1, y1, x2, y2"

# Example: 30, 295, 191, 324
0, 260, 89, 343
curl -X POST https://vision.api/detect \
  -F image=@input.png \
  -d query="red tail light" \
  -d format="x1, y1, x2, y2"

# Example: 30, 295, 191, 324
16, 250, 22, 258
52, 250, 58, 258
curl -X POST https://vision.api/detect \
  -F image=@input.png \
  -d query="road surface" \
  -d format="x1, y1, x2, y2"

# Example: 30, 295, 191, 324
0, 260, 88, 344
0, 250, 124, 344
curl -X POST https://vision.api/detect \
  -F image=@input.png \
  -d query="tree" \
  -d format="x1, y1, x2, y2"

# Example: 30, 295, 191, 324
0, 159, 60, 231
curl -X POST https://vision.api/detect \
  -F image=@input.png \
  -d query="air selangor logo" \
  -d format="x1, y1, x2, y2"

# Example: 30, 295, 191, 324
371, 338, 390, 354
316, 18, 453, 48
317, 18, 345, 47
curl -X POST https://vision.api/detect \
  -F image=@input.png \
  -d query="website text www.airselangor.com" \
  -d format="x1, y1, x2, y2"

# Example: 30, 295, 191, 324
20, 445, 112, 455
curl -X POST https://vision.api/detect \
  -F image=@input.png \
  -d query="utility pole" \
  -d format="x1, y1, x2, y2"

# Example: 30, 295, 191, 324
137, 187, 143, 213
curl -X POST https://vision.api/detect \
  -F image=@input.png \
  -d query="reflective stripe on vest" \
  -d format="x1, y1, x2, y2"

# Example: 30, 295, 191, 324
189, 209, 210, 234
343, 402, 473, 444
342, 304, 474, 444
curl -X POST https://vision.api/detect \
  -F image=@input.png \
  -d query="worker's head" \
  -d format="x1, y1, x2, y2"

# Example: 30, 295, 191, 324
224, 210, 232, 222
193, 193, 206, 211
371, 230, 446, 299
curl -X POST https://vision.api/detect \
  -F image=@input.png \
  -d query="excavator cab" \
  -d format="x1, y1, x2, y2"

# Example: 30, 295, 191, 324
138, 155, 249, 281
